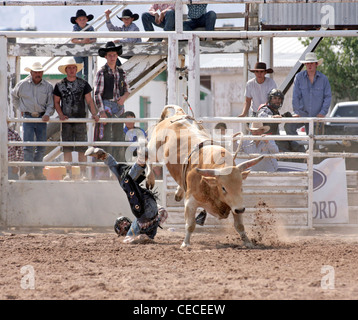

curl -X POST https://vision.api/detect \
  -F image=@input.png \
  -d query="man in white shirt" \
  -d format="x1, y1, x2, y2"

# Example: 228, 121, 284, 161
239, 62, 277, 117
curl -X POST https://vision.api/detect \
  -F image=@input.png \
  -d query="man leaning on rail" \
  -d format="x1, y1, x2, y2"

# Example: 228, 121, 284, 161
11, 62, 55, 180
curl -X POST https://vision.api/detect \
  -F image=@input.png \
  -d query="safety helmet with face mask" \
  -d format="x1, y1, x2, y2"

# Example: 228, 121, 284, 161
114, 216, 132, 236
268, 89, 284, 110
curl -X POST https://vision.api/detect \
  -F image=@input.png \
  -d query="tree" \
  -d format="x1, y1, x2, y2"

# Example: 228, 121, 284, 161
301, 37, 358, 103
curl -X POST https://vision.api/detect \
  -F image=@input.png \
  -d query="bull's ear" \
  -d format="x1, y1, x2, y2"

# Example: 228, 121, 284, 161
241, 170, 251, 180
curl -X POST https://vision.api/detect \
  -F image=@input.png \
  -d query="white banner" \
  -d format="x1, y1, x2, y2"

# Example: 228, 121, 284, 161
278, 158, 349, 224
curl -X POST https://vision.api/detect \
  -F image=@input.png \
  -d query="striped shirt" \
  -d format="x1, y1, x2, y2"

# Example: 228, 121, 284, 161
94, 64, 129, 112
8, 128, 24, 162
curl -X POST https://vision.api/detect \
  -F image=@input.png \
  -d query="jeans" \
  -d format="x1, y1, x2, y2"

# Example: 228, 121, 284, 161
102, 100, 125, 162
183, 11, 217, 31
23, 115, 47, 175
142, 10, 175, 34
74, 56, 88, 81
8, 168, 19, 180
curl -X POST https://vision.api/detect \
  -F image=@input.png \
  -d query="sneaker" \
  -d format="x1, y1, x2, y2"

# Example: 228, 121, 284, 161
85, 147, 108, 160
63, 174, 72, 181
25, 172, 35, 180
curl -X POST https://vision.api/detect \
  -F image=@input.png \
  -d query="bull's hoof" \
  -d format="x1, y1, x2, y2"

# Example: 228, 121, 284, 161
180, 242, 190, 249
175, 194, 183, 202
243, 240, 255, 249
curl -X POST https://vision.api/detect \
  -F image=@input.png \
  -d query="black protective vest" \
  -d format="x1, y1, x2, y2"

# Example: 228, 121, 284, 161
258, 104, 280, 135
101, 66, 125, 100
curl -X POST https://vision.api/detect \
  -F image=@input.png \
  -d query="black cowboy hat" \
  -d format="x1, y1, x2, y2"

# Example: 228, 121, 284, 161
117, 9, 139, 21
249, 62, 274, 74
98, 41, 123, 58
71, 9, 94, 24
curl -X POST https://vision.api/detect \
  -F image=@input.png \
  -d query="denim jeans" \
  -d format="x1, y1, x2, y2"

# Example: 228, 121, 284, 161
23, 115, 47, 175
102, 100, 125, 162
74, 56, 88, 81
142, 10, 175, 32
183, 11, 217, 31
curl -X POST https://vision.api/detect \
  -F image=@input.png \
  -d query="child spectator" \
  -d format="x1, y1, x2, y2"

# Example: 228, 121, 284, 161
71, 9, 96, 81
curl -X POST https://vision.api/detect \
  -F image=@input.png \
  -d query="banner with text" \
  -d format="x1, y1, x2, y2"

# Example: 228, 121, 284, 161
278, 158, 349, 224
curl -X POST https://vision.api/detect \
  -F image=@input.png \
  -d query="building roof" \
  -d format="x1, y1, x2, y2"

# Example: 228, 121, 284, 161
200, 37, 306, 70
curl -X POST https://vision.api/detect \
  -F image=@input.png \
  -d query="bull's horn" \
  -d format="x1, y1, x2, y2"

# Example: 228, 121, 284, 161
236, 155, 264, 171
196, 168, 221, 177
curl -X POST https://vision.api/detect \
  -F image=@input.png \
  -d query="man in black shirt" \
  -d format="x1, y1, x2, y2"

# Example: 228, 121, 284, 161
54, 58, 99, 180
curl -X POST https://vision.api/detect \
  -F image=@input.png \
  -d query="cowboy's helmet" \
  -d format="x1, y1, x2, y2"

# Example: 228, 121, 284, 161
114, 216, 132, 236
268, 89, 284, 109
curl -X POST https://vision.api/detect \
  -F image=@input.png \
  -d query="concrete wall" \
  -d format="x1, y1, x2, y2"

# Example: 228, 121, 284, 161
3, 180, 164, 228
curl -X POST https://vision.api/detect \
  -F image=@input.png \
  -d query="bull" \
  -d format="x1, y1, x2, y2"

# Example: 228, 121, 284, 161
146, 105, 263, 248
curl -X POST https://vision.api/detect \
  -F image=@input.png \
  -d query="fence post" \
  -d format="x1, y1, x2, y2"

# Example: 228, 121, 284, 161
307, 118, 315, 228
0, 36, 8, 225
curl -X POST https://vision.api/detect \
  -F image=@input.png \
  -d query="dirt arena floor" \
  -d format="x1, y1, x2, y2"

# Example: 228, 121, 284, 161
1, 212, 358, 301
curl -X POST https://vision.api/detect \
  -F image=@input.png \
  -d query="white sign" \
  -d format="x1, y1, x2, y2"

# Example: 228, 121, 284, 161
278, 158, 349, 224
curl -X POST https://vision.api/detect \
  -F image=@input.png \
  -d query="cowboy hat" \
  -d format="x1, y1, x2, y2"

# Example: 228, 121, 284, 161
299, 52, 323, 66
249, 62, 273, 74
117, 9, 139, 21
98, 41, 123, 58
71, 9, 94, 24
58, 58, 84, 75
249, 122, 270, 133
24, 62, 46, 72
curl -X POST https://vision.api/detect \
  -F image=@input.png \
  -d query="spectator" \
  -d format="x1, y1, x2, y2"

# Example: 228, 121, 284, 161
183, 4, 216, 31
239, 62, 277, 117
70, 9, 96, 81
11, 61, 54, 180
142, 2, 175, 41
8, 126, 24, 180
85, 146, 168, 244
122, 111, 147, 162
105, 9, 142, 43
238, 122, 279, 172
53, 58, 99, 180
257, 88, 305, 153
94, 42, 130, 162
286, 52, 332, 136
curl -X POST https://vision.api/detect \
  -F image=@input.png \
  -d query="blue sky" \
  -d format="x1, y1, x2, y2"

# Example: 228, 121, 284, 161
0, 4, 245, 31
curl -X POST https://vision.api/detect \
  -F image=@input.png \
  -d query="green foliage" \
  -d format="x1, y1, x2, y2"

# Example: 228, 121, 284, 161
300, 37, 358, 103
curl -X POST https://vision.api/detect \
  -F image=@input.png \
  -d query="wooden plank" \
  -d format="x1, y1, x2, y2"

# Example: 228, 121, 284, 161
8, 39, 258, 57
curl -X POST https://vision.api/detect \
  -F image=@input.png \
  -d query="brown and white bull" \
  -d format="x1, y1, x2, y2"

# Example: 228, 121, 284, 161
146, 105, 263, 248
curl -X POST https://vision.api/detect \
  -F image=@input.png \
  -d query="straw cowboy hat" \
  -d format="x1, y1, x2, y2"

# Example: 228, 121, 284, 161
117, 9, 139, 21
249, 62, 273, 74
299, 52, 323, 66
249, 122, 270, 133
58, 58, 83, 75
98, 41, 123, 58
71, 9, 94, 24
24, 62, 46, 72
